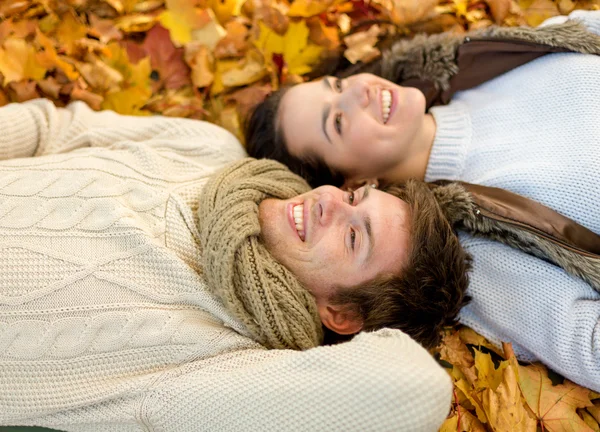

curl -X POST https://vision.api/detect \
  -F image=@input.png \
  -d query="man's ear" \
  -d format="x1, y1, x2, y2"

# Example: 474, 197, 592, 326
317, 303, 363, 335
341, 177, 379, 192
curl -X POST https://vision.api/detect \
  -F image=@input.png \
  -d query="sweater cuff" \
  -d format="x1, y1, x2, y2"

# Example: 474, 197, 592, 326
425, 102, 471, 182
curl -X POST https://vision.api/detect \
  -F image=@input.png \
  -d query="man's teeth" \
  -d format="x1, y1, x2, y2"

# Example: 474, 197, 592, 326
293, 204, 305, 239
382, 89, 391, 123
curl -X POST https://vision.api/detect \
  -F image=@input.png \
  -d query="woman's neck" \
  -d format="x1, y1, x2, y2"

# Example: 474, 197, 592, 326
384, 113, 436, 183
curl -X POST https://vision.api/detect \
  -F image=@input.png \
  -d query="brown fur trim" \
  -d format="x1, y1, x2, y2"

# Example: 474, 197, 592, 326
432, 183, 600, 292
381, 20, 600, 92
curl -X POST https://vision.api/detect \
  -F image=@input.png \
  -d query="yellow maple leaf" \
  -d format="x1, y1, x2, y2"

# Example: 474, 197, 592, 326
35, 30, 79, 81
481, 356, 536, 432
519, 363, 594, 432
159, 0, 209, 45
288, 0, 333, 17
283, 20, 322, 75
254, 21, 284, 57
54, 11, 87, 54
474, 350, 508, 392
103, 42, 152, 89
103, 86, 151, 116
0, 38, 46, 83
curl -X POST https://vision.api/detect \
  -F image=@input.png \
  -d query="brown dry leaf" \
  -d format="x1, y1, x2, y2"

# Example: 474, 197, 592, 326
76, 56, 123, 92
71, 84, 104, 110
344, 25, 381, 64
519, 363, 594, 432
226, 83, 272, 122
190, 9, 227, 50
38, 77, 62, 99
485, 0, 512, 23
214, 19, 249, 58
186, 42, 215, 88
89, 14, 123, 44
145, 88, 207, 119
390, 0, 438, 25
7, 80, 40, 102
307, 17, 340, 50
439, 330, 477, 385
220, 51, 266, 87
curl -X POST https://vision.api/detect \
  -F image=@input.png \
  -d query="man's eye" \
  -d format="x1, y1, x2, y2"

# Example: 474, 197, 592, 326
348, 191, 355, 204
334, 78, 343, 92
334, 113, 342, 134
350, 229, 356, 250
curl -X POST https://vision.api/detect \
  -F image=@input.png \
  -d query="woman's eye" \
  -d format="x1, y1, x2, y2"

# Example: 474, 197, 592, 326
350, 229, 356, 250
334, 113, 342, 134
348, 191, 355, 204
334, 78, 343, 92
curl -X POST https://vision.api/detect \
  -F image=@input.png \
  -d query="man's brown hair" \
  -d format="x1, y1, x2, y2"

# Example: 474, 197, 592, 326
330, 180, 472, 349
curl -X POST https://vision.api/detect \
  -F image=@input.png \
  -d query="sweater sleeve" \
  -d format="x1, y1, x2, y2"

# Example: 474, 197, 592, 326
0, 98, 245, 163
458, 235, 600, 392
540, 10, 600, 35
144, 329, 451, 432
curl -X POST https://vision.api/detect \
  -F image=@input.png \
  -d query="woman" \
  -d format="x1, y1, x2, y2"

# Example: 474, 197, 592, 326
246, 10, 600, 190
245, 10, 600, 393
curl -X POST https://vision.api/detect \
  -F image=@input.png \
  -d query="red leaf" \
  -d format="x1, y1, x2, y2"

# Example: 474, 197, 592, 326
126, 24, 191, 91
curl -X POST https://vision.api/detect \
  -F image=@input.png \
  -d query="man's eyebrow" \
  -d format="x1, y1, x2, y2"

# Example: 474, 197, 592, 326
362, 187, 374, 263
322, 78, 332, 144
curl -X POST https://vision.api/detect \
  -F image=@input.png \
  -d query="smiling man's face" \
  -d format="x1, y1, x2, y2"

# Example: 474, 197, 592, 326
258, 185, 411, 305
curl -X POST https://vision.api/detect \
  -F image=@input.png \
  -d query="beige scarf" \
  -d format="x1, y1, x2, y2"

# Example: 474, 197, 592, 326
198, 158, 324, 350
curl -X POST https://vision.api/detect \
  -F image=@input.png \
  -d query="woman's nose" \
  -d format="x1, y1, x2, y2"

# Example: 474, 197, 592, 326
337, 79, 370, 112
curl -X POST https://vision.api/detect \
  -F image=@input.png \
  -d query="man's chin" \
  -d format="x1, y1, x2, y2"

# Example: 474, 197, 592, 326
258, 198, 285, 254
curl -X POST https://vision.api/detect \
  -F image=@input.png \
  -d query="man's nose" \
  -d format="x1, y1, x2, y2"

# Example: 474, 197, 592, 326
317, 192, 352, 227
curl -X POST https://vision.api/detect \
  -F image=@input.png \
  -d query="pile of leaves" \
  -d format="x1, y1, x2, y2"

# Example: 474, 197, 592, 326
438, 327, 600, 431
0, 0, 598, 141
1, 1, 600, 431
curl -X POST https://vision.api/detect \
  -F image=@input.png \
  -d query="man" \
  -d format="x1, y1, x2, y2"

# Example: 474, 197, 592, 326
0, 99, 470, 431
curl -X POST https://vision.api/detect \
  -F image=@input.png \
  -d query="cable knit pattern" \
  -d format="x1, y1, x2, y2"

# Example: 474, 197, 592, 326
0, 99, 452, 431
426, 10, 600, 392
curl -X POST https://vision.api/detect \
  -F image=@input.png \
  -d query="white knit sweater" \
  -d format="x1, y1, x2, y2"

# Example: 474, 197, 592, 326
427, 10, 600, 392
0, 99, 451, 431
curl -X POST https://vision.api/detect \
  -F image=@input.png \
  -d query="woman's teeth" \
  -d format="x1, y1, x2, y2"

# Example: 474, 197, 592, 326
382, 89, 391, 123
293, 204, 305, 240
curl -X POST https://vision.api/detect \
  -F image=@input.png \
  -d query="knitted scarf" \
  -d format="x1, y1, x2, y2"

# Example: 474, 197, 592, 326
198, 158, 324, 350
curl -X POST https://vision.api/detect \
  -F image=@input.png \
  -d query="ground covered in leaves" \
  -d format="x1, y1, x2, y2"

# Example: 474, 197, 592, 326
1, 0, 600, 431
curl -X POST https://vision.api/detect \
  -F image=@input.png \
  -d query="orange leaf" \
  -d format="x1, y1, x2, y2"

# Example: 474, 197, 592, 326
127, 24, 192, 91
519, 363, 594, 432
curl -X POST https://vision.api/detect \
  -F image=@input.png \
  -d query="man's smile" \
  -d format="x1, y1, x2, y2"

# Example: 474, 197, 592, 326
287, 202, 307, 241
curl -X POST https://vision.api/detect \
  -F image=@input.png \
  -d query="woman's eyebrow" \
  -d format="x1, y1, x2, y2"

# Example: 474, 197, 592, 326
322, 78, 332, 144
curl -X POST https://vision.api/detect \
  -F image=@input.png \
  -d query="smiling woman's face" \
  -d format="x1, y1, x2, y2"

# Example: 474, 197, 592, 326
258, 185, 411, 302
278, 73, 427, 186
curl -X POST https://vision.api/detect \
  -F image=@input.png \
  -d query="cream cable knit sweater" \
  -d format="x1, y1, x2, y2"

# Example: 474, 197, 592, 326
0, 99, 451, 432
